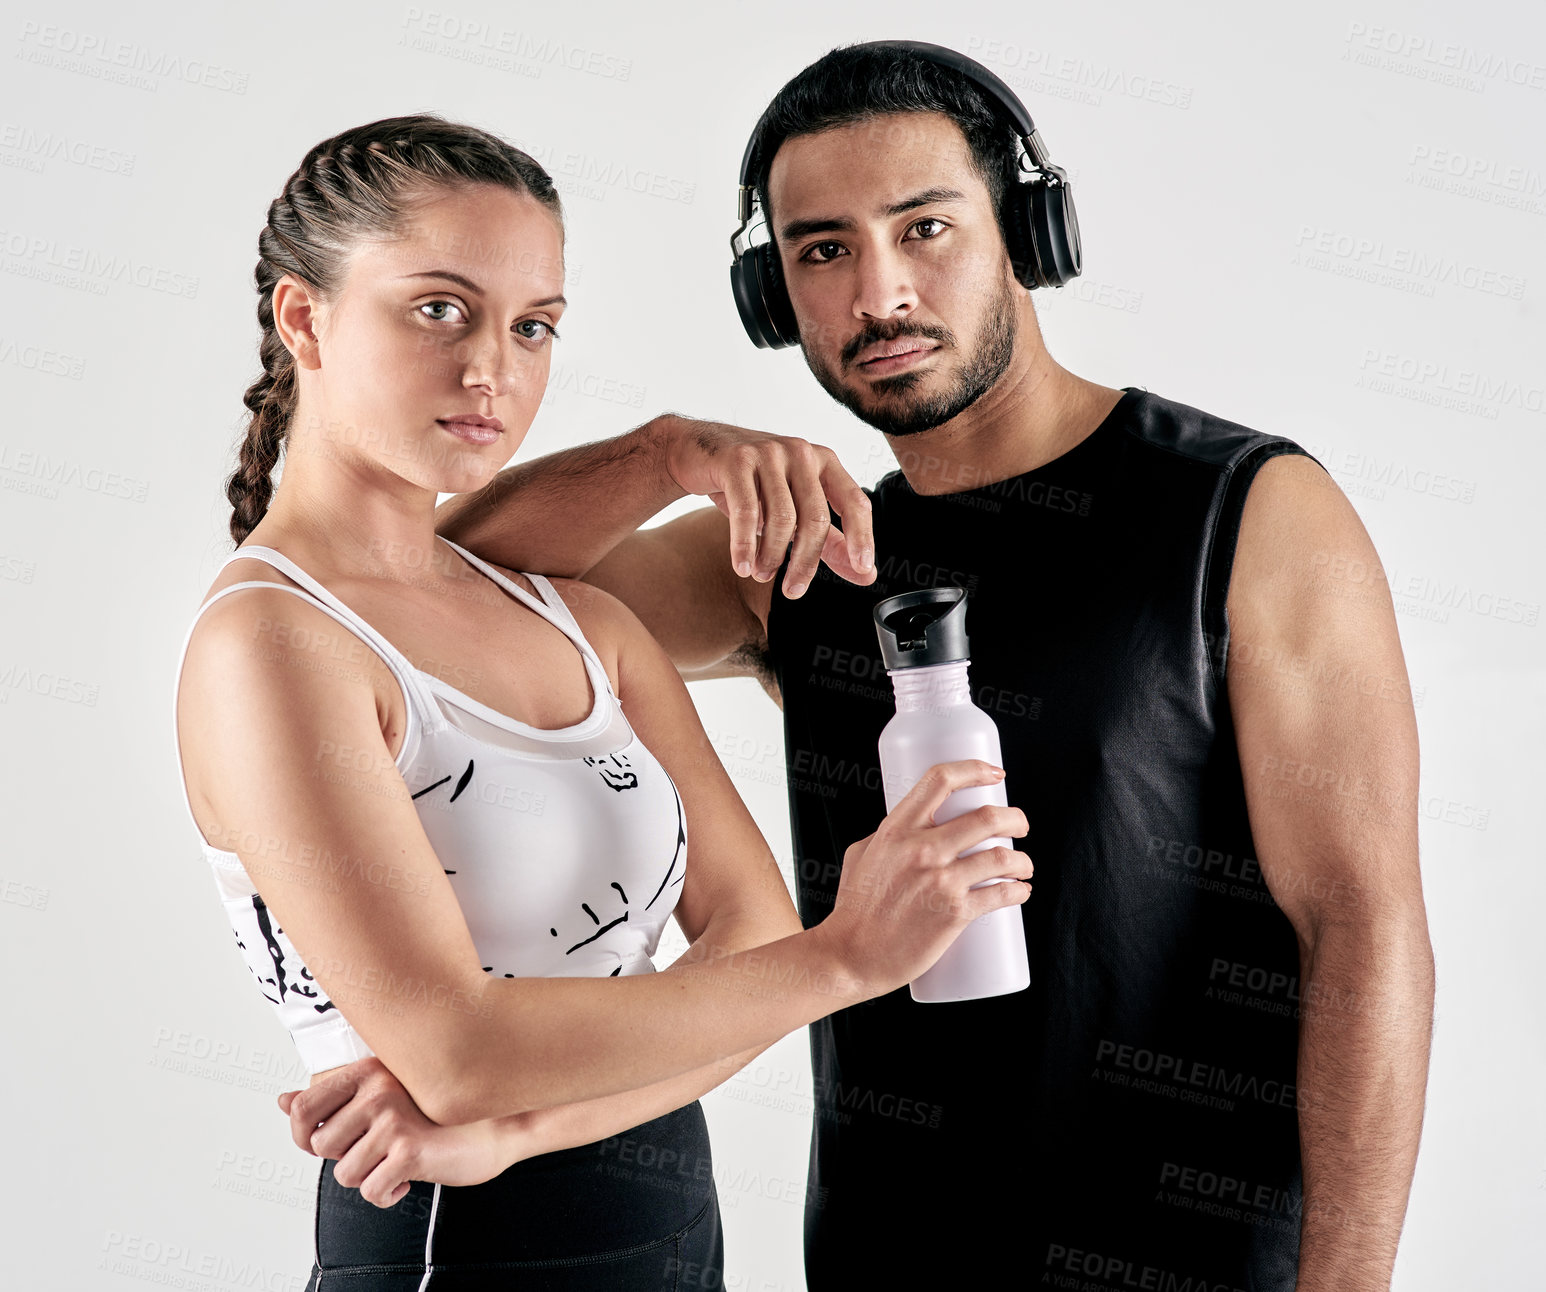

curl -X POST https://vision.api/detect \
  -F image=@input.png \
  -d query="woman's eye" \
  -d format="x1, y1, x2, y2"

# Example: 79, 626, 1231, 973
515, 319, 558, 342
419, 300, 465, 323
803, 240, 846, 264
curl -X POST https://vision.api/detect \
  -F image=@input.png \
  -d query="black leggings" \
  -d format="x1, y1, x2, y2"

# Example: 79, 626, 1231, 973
303, 1100, 724, 1290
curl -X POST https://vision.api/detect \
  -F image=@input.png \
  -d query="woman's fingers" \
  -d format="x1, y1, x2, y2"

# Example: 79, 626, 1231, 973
925, 803, 1029, 862
886, 761, 1009, 834
357, 1156, 414, 1210
294, 1059, 399, 1159
960, 871, 1035, 922
956, 846, 1035, 890
286, 1070, 365, 1154
331, 1118, 395, 1197
306, 1093, 376, 1160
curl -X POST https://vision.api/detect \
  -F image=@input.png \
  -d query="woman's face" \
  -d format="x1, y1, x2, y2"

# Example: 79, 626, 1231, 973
290, 181, 567, 496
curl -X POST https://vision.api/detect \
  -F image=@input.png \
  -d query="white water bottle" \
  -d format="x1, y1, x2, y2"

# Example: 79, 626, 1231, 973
873, 587, 1031, 1003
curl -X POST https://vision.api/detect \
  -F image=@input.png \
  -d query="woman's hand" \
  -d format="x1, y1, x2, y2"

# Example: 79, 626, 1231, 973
825, 759, 1033, 995
661, 416, 876, 596
277, 1056, 527, 1206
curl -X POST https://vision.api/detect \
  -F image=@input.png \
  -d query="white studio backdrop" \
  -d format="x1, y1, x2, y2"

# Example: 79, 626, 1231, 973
1, 0, 1542, 1287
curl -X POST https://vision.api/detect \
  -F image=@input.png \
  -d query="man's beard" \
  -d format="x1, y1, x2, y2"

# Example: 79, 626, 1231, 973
801, 274, 1018, 437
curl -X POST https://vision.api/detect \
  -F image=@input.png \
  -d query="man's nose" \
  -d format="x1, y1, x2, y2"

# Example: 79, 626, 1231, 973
851, 241, 919, 323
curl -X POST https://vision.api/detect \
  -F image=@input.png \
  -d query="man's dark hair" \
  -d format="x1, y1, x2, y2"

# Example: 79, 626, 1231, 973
751, 43, 1022, 244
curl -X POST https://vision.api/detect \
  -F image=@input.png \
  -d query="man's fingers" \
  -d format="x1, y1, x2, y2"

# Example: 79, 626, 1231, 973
755, 466, 798, 581
821, 460, 875, 576
782, 452, 833, 598
816, 525, 878, 587
721, 463, 763, 579
705, 439, 876, 594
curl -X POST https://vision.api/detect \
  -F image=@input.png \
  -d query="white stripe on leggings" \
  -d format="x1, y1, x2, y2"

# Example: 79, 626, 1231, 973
417, 1182, 443, 1290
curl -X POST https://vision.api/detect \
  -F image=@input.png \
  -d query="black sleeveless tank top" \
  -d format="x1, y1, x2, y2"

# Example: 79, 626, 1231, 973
766, 387, 1324, 1289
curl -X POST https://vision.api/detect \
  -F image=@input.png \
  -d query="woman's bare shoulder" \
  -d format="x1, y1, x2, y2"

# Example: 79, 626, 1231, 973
525, 572, 639, 693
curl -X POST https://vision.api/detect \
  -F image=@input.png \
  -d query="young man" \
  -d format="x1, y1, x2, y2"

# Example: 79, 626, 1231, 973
436, 42, 1433, 1291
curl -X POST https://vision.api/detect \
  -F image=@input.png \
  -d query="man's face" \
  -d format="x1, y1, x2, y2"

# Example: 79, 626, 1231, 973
766, 111, 1020, 437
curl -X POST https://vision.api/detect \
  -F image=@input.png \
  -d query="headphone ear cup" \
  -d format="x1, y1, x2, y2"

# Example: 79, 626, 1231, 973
753, 242, 800, 348
731, 250, 776, 349
730, 242, 800, 349
1003, 186, 1040, 289
1025, 179, 1082, 289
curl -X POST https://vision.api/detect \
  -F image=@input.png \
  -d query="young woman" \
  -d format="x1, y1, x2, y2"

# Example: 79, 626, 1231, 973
171, 113, 1031, 1290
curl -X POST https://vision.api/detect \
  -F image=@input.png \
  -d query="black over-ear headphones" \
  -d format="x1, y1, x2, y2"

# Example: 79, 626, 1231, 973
728, 38, 1083, 350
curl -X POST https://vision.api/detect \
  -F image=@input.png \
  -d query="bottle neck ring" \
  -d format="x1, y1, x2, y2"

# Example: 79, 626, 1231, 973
887, 659, 971, 711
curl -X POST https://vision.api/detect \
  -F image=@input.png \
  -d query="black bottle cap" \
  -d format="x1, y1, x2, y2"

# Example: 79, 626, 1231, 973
873, 586, 971, 670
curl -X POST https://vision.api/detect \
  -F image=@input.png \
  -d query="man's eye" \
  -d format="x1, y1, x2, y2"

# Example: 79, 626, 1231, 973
909, 218, 948, 239
804, 241, 846, 263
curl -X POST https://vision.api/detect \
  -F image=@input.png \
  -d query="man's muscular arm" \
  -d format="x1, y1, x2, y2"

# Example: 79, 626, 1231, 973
435, 415, 768, 691
435, 414, 874, 705
434, 414, 687, 582
1227, 453, 1434, 1291
579, 506, 782, 708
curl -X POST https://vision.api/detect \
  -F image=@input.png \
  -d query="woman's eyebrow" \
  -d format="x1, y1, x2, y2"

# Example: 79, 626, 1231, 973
398, 268, 565, 308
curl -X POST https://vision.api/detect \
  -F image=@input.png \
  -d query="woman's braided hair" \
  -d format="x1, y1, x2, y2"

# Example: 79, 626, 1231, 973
227, 113, 563, 547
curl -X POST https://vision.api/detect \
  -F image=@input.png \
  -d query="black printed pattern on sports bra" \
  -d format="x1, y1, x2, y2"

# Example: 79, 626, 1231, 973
412, 758, 477, 810
403, 751, 690, 984
583, 751, 638, 791
529, 780, 686, 976
243, 894, 335, 1015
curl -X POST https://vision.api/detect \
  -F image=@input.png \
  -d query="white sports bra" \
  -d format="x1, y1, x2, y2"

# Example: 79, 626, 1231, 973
170, 537, 689, 1075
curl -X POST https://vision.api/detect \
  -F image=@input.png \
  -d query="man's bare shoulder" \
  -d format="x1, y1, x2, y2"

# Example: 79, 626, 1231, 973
1227, 450, 1368, 643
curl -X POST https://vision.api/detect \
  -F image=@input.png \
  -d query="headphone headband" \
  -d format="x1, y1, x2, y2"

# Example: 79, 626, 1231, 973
738, 40, 1046, 194
869, 39, 1039, 142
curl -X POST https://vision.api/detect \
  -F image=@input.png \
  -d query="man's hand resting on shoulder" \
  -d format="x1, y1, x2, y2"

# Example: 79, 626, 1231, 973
661, 416, 877, 597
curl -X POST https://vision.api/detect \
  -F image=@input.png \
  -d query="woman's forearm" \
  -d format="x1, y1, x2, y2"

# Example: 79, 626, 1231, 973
424, 921, 868, 1127
480, 1040, 775, 1169
480, 910, 796, 1159
416, 909, 794, 1169
434, 413, 688, 578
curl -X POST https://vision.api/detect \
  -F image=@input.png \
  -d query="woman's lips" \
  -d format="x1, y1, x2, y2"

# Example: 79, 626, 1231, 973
437, 419, 501, 445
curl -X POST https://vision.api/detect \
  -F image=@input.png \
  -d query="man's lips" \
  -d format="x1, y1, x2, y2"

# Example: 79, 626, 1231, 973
854, 339, 940, 375
856, 338, 937, 366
